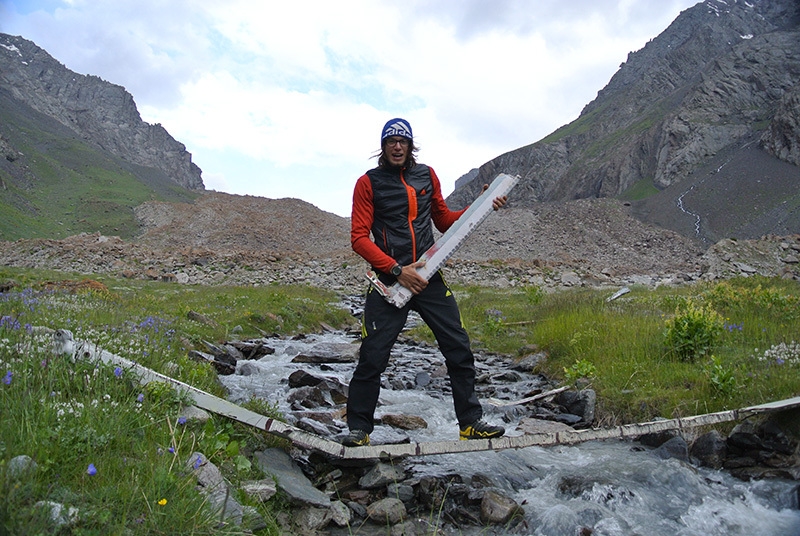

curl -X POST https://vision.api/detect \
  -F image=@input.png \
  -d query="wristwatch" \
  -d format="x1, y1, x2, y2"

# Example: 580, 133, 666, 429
390, 264, 402, 277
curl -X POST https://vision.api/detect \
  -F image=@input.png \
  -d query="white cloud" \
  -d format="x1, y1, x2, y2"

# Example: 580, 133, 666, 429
0, 0, 701, 216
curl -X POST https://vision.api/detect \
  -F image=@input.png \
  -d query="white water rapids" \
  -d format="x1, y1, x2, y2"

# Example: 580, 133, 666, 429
218, 330, 800, 535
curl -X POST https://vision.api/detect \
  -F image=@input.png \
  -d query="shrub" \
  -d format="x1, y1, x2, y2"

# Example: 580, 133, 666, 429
663, 300, 724, 362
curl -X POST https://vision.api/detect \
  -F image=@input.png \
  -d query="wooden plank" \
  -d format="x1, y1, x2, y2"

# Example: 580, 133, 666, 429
67, 331, 800, 461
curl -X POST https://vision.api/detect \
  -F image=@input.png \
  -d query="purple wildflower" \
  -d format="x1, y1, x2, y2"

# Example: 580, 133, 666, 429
3, 371, 11, 385
177, 416, 187, 425
87, 463, 97, 476
137, 393, 145, 403
114, 367, 122, 377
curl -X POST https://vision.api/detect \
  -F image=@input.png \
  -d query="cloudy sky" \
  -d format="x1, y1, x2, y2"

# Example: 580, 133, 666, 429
1, 0, 700, 217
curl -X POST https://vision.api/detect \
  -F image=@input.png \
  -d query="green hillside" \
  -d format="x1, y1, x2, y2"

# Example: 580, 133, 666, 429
0, 89, 199, 241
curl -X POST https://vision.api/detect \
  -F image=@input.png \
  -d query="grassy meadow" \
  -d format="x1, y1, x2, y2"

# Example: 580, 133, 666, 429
1, 265, 798, 534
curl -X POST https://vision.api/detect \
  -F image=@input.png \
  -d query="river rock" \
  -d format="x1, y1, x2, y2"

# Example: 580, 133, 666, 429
366, 497, 406, 525
293, 506, 333, 531
653, 436, 690, 462
253, 448, 331, 508
480, 489, 524, 524
380, 413, 428, 430
690, 429, 728, 468
359, 462, 405, 489
555, 389, 596, 427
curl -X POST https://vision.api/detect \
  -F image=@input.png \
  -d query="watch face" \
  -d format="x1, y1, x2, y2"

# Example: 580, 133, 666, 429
391, 265, 402, 276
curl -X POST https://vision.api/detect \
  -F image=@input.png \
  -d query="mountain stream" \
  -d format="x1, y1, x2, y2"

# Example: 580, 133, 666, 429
217, 325, 800, 536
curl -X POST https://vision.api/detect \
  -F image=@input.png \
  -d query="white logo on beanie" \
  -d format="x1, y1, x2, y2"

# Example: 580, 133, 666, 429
381, 119, 412, 140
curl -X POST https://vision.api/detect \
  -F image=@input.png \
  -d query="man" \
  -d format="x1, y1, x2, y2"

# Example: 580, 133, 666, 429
344, 117, 507, 447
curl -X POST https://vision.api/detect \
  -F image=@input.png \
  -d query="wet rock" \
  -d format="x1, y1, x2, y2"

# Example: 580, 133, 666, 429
414, 371, 431, 387
293, 506, 332, 531
236, 361, 260, 376
480, 489, 524, 524
690, 430, 728, 469
653, 436, 689, 462
188, 349, 236, 375
287, 385, 334, 409
253, 448, 331, 508
639, 419, 679, 447
554, 389, 596, 427
291, 342, 358, 363
288, 369, 326, 387
517, 417, 575, 435
227, 340, 275, 359
380, 413, 428, 430
512, 351, 547, 372
387, 482, 415, 504
359, 462, 405, 489
367, 497, 406, 525
330, 500, 352, 527
297, 416, 335, 436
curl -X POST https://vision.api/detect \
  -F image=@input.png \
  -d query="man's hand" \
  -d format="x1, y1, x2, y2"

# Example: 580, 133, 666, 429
397, 260, 428, 294
481, 183, 508, 211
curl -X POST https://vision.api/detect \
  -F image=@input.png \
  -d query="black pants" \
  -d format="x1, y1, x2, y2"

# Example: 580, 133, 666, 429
346, 271, 482, 433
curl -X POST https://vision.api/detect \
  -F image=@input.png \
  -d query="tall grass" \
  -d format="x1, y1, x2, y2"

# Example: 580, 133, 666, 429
1, 266, 798, 533
417, 277, 800, 425
0, 267, 353, 534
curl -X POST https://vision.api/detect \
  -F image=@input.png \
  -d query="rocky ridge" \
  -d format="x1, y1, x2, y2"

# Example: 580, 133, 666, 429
0, 33, 203, 191
447, 0, 800, 244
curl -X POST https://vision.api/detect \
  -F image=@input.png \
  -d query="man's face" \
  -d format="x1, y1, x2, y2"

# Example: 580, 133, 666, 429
384, 136, 410, 167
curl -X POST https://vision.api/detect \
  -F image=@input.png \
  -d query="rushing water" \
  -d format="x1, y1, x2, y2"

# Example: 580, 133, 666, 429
218, 330, 800, 536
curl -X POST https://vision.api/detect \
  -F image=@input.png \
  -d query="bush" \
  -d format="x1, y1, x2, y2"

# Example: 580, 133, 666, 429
663, 300, 724, 362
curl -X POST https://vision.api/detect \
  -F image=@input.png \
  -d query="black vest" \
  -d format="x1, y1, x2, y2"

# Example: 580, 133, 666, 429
366, 164, 435, 266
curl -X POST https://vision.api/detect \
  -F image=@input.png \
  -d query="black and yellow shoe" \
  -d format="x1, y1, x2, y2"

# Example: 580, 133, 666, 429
342, 429, 370, 447
459, 420, 505, 440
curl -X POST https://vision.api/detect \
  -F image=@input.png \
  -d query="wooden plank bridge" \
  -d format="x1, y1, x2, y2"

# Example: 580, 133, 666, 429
61, 329, 800, 461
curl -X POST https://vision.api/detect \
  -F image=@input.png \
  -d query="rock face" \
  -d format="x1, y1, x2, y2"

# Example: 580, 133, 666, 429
448, 0, 800, 239
762, 85, 800, 166
0, 33, 203, 191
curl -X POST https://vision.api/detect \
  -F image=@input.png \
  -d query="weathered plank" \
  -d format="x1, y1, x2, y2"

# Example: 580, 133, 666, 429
63, 330, 800, 461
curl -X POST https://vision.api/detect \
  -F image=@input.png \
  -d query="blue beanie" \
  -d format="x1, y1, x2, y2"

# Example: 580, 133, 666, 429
381, 118, 413, 143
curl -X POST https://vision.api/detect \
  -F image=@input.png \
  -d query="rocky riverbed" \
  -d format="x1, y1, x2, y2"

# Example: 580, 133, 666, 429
172, 327, 800, 535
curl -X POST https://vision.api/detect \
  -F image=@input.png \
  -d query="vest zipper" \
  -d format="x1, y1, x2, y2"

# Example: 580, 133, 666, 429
400, 170, 418, 262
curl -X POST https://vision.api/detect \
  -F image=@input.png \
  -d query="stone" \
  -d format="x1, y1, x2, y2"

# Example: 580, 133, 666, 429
367, 497, 406, 525
8, 454, 37, 478
33, 501, 79, 528
359, 462, 405, 489
241, 479, 278, 502
293, 506, 332, 531
555, 389, 596, 426
381, 413, 428, 430
329, 500, 352, 527
653, 436, 689, 462
253, 448, 331, 508
480, 489, 523, 524
690, 430, 728, 469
